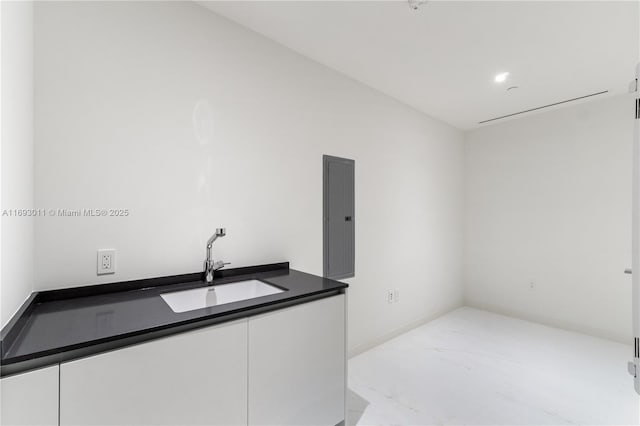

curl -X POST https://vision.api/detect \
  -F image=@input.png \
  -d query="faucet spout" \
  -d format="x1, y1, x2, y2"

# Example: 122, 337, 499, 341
204, 228, 227, 284
207, 227, 226, 248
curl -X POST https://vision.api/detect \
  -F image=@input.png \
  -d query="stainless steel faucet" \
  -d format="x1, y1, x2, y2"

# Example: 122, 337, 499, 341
204, 228, 227, 284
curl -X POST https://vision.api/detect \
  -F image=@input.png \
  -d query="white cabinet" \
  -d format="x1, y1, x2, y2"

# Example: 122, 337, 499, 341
5, 293, 346, 426
60, 319, 248, 426
0, 365, 59, 426
248, 294, 346, 426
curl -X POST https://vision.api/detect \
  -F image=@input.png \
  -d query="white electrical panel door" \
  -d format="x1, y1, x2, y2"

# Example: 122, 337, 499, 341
60, 319, 248, 426
0, 365, 59, 426
632, 62, 640, 395
248, 295, 346, 426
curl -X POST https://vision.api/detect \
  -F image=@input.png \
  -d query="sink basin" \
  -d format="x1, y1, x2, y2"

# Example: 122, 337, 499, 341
160, 279, 285, 313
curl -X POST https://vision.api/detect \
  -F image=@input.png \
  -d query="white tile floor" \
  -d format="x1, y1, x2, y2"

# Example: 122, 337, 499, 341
348, 307, 640, 426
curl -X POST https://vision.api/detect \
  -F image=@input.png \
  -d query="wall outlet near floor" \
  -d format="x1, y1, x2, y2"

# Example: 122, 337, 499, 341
97, 249, 116, 275
387, 289, 400, 304
387, 290, 394, 304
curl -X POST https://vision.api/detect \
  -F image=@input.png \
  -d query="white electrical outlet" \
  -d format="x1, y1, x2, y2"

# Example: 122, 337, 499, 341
394, 289, 400, 302
97, 249, 116, 275
387, 290, 394, 304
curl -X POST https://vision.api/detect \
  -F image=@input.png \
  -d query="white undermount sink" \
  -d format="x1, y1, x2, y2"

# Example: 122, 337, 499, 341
160, 279, 285, 313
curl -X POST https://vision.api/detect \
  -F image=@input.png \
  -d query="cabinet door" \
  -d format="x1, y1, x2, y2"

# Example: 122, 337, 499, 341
0, 365, 59, 426
60, 319, 247, 426
248, 295, 345, 426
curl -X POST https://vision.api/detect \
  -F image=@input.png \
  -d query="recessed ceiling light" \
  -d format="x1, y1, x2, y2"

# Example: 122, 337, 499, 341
494, 72, 509, 83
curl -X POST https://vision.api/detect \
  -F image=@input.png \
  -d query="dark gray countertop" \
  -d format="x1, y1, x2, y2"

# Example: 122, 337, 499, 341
0, 263, 348, 377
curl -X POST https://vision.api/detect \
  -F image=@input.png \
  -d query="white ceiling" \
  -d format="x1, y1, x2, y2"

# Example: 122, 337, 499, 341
201, 1, 639, 130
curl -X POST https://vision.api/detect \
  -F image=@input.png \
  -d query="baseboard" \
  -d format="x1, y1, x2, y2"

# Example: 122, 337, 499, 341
347, 303, 463, 359
464, 301, 631, 345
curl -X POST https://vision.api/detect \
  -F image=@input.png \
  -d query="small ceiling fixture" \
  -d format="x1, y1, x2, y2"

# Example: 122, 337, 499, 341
494, 72, 510, 83
408, 0, 427, 11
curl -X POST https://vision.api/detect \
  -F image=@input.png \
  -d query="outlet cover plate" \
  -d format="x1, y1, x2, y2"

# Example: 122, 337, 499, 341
97, 249, 116, 275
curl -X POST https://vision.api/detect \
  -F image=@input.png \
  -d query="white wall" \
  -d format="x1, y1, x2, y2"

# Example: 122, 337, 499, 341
1, 0, 34, 328
33, 1, 464, 354
464, 95, 634, 343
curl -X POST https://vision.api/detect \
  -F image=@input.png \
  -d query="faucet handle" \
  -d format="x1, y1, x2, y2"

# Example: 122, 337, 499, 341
211, 260, 228, 271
